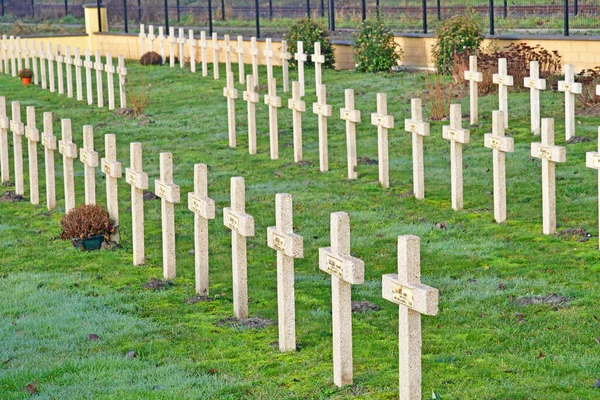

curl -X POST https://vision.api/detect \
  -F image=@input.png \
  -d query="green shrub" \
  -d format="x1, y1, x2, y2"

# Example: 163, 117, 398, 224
284, 18, 335, 69
432, 10, 483, 74
352, 17, 403, 73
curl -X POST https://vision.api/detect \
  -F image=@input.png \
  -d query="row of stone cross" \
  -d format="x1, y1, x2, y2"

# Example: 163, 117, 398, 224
0, 35, 127, 110
0, 95, 440, 400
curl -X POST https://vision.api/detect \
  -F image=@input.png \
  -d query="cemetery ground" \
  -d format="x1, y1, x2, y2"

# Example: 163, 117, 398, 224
1, 61, 600, 399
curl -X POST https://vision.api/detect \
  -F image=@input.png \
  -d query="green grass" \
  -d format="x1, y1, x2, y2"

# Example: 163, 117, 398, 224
1, 59, 600, 398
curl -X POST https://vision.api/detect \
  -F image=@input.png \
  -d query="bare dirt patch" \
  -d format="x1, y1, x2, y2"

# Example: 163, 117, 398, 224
557, 227, 591, 242
513, 293, 569, 306
0, 191, 25, 202
351, 300, 381, 313
185, 295, 213, 304
215, 317, 274, 329
144, 278, 173, 291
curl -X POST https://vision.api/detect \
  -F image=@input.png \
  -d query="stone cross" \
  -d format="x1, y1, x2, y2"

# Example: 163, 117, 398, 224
236, 35, 245, 84
39, 41, 47, 90
155, 152, 181, 279
223, 176, 255, 319
10, 101, 25, 196
59, 119, 78, 213
264, 38, 275, 83
65, 46, 73, 98
0, 97, 9, 184
280, 40, 291, 93
1, 35, 7, 74
464, 55, 483, 125
56, 45, 65, 95
158, 26, 166, 65
147, 25, 155, 52
168, 27, 176, 68
267, 193, 304, 352
15, 37, 21, 73
586, 128, 600, 249
29, 40, 38, 84
484, 110, 514, 223
524, 60, 546, 136
200, 31, 208, 77
492, 58, 514, 128
558, 64, 582, 141
126, 142, 149, 266
23, 38, 30, 69
312, 42, 325, 93
265, 78, 282, 160
10, 36, 16, 77
313, 84, 332, 172
371, 93, 394, 188
187, 163, 216, 296
74, 47, 83, 101
212, 32, 220, 80
319, 211, 364, 387
80, 125, 99, 205
188, 30, 196, 73
25, 106, 40, 205
249, 37, 259, 87
288, 81, 306, 163
404, 98, 430, 199
531, 118, 566, 234
442, 104, 470, 211
47, 43, 56, 93
42, 112, 56, 210
294, 41, 306, 97
84, 49, 94, 105
224, 34, 233, 80
243, 75, 259, 155
139, 24, 146, 55
105, 52, 116, 110
117, 55, 127, 109
178, 28, 185, 69
340, 89, 361, 180
382, 235, 439, 400
101, 134, 122, 242
94, 51, 104, 107
224, 71, 239, 148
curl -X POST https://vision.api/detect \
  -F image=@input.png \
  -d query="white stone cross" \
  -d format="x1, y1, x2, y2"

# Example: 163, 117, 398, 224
212, 32, 220, 80
56, 44, 65, 95
586, 127, 600, 249
15, 37, 21, 73
404, 98, 430, 199
492, 58, 514, 128
158, 26, 166, 65
371, 93, 394, 188
0, 97, 9, 184
80, 125, 99, 205
94, 51, 104, 107
236, 35, 245, 84
25, 106, 40, 205
155, 152, 181, 279
524, 60, 546, 136
464, 55, 483, 125
442, 104, 470, 211
224, 71, 239, 148
531, 118, 566, 234
139, 24, 146, 55
187, 163, 216, 296
23, 38, 30, 69
1, 35, 7, 74
168, 27, 176, 68
9, 36, 16, 77
126, 142, 149, 266
313, 84, 332, 172
117, 55, 127, 109
558, 64, 582, 141
382, 235, 439, 400
147, 25, 155, 52
200, 31, 208, 77
312, 42, 325, 93
65, 46, 73, 98
10, 101, 25, 196
41, 112, 56, 210
223, 176, 255, 319
188, 29, 196, 72
224, 34, 234, 80
105, 52, 116, 110
47, 43, 56, 93
267, 193, 304, 352
484, 110, 514, 223
101, 134, 122, 242
178, 27, 186, 69
39, 41, 47, 90
59, 119, 78, 213
74, 47, 83, 101
340, 89, 361, 180
280, 40, 291, 93
319, 211, 364, 387
28, 40, 37, 84
265, 78, 282, 160
288, 81, 306, 163
243, 75, 259, 155
264, 38, 275, 83
249, 36, 259, 87
294, 41, 306, 97
84, 49, 94, 105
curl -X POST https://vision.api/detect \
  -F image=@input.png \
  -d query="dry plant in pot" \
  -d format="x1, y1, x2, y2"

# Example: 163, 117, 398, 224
18, 68, 33, 86
60, 204, 116, 251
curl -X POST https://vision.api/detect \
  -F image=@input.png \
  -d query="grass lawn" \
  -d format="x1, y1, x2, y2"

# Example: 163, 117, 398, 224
0, 57, 600, 399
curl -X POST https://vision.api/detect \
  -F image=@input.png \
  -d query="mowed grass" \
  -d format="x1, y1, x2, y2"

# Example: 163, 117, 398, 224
1, 58, 600, 399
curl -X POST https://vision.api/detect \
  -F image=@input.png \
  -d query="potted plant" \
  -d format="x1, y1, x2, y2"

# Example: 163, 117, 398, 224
60, 204, 115, 251
18, 68, 33, 86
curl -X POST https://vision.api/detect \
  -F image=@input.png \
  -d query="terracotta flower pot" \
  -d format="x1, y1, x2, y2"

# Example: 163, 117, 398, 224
21, 77, 32, 86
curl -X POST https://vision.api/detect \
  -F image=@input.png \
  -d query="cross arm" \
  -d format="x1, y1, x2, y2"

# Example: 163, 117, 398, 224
531, 143, 566, 163
382, 274, 439, 315
188, 193, 216, 220
80, 149, 99, 167
318, 247, 364, 285
371, 113, 394, 129
484, 134, 514, 152
267, 227, 304, 258
464, 71, 483, 82
405, 119, 429, 136
340, 108, 360, 123
443, 126, 470, 144
492, 74, 514, 86
126, 168, 149, 190
42, 133, 57, 150
59, 141, 78, 158
223, 207, 255, 237
524, 77, 546, 90
558, 81, 582, 94
288, 99, 306, 112
155, 180, 181, 203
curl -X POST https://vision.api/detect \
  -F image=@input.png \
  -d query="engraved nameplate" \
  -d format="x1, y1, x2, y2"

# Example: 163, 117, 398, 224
407, 122, 418, 133
59, 143, 66, 154
325, 254, 343, 279
445, 128, 459, 141
538, 146, 552, 159
41, 135, 48, 146
102, 161, 111, 175
392, 283, 414, 307
489, 137, 501, 150
127, 170, 136, 186
81, 151, 89, 164
273, 233, 286, 252
190, 196, 203, 213
227, 214, 239, 231
156, 181, 167, 198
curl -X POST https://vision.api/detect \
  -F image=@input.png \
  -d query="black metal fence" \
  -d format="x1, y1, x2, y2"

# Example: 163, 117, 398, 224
1, 0, 599, 37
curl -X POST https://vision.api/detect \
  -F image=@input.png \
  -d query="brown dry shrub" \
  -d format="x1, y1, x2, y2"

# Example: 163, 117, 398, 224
140, 51, 162, 66
576, 67, 600, 109
60, 204, 115, 240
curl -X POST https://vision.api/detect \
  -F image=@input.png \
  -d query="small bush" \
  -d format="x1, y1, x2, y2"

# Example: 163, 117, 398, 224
284, 18, 335, 69
432, 10, 483, 74
60, 204, 115, 240
18, 68, 33, 79
353, 17, 403, 73
140, 51, 162, 66
127, 73, 151, 117
576, 67, 600, 109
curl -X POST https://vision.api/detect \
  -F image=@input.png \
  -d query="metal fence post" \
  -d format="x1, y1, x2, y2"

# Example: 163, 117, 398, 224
422, 0, 427, 33
176, 0, 180, 21
31, 0, 35, 20
97, 0, 102, 32
1, 0, 4, 18
503, 0, 507, 18
269, 0, 273, 20
574, 0, 578, 15
208, 0, 213, 35
138, 0, 141, 22
564, 0, 569, 35
124, 0, 128, 32
361, 0, 366, 21
221, 0, 225, 20
65, 0, 68, 16
307, 0, 310, 18
164, 0, 169, 31
320, 0, 324, 18
376, 0, 380, 18
489, 0, 494, 35
437, 0, 441, 20
255, 0, 260, 38
329, 0, 335, 30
